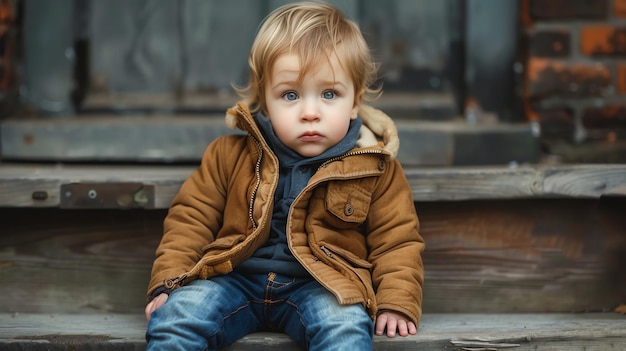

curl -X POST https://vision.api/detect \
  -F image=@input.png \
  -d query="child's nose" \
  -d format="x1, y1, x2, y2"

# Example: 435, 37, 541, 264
300, 98, 320, 122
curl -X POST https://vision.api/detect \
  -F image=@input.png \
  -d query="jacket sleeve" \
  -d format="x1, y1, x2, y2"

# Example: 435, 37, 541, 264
366, 158, 425, 326
146, 136, 237, 297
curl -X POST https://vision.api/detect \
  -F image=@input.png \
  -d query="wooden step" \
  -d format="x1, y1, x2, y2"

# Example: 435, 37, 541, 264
1, 313, 625, 350
1, 163, 625, 316
2, 163, 626, 208
0, 117, 540, 166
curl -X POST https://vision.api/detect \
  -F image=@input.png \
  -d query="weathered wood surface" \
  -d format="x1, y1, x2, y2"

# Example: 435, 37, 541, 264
0, 164, 189, 208
1, 163, 626, 208
406, 163, 626, 200
418, 198, 626, 313
0, 209, 161, 314
0, 313, 624, 351
1, 197, 624, 315
0, 118, 538, 166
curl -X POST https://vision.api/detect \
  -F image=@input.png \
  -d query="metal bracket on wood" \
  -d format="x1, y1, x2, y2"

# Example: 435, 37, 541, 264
60, 182, 155, 209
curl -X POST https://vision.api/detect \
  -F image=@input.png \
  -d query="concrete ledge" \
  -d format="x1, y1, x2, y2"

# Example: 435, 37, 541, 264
1, 313, 624, 350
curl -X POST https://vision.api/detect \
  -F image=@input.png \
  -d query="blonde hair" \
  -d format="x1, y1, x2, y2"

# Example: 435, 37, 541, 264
236, 1, 380, 114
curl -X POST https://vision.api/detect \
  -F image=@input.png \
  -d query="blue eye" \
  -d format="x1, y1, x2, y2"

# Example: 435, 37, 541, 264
322, 90, 336, 99
283, 92, 298, 101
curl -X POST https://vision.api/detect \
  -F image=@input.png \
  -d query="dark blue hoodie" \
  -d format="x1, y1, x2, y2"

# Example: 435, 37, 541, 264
235, 111, 362, 277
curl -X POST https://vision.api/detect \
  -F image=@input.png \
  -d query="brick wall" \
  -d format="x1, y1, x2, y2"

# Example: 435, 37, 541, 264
522, 0, 626, 157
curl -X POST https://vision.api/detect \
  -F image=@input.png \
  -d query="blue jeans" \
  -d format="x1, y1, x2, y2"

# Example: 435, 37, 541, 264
146, 272, 374, 350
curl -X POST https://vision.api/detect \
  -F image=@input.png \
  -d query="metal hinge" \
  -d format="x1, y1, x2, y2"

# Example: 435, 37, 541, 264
60, 182, 155, 209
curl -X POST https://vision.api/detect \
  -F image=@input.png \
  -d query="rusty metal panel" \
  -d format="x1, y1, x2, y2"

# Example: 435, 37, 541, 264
60, 182, 155, 209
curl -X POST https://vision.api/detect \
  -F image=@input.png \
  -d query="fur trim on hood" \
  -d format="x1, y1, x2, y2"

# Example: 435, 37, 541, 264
225, 102, 399, 159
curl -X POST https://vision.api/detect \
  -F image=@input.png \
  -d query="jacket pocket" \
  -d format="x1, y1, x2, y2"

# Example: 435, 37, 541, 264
320, 243, 372, 269
319, 243, 376, 313
325, 183, 371, 224
202, 234, 246, 253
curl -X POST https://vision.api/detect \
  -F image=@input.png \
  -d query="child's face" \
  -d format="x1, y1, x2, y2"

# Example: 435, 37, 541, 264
264, 52, 361, 157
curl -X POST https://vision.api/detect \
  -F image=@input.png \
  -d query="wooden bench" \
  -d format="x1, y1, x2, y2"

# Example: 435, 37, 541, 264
1, 163, 625, 350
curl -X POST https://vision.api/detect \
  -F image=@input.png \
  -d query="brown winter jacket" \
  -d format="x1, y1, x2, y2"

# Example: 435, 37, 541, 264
147, 102, 425, 325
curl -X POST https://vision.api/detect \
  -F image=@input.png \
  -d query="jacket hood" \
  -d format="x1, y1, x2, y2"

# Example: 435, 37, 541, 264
225, 102, 399, 159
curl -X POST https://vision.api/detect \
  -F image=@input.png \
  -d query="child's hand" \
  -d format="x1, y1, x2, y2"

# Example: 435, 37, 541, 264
375, 311, 417, 337
145, 293, 168, 321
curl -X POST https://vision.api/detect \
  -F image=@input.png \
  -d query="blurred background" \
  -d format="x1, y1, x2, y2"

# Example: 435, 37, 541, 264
0, 0, 625, 165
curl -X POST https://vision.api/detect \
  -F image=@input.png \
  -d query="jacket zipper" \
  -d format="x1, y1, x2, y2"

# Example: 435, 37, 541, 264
237, 105, 266, 231
248, 136, 262, 230
164, 274, 188, 290
317, 149, 384, 170
319, 244, 376, 312
320, 245, 333, 258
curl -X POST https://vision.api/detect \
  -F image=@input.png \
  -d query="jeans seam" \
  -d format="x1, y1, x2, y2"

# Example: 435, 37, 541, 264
222, 303, 249, 320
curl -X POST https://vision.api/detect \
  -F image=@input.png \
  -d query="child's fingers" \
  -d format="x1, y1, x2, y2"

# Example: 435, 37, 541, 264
145, 293, 168, 321
385, 318, 398, 337
396, 319, 409, 336
374, 314, 388, 336
408, 321, 417, 335
145, 300, 156, 321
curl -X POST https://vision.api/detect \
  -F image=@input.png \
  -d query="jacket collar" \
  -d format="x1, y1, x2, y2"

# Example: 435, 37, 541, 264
225, 101, 399, 160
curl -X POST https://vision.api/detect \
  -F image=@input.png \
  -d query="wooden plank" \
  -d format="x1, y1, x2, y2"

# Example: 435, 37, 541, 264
405, 166, 539, 200
0, 117, 537, 166
0, 313, 624, 350
0, 164, 191, 208
2, 164, 626, 208
0, 115, 241, 163
0, 209, 163, 314
1, 198, 624, 315
417, 198, 626, 313
407, 164, 626, 200
542, 165, 626, 197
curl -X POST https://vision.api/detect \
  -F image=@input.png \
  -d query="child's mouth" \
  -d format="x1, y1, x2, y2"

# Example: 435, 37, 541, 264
299, 132, 323, 142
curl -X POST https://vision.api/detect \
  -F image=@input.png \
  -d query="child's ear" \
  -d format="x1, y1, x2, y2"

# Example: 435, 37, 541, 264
351, 89, 364, 119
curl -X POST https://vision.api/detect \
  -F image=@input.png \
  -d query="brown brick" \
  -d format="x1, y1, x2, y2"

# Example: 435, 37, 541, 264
581, 26, 626, 56
583, 105, 626, 129
618, 64, 626, 93
526, 58, 612, 99
615, 0, 626, 17
582, 105, 626, 142
535, 107, 576, 139
529, 30, 571, 57
530, 0, 608, 20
